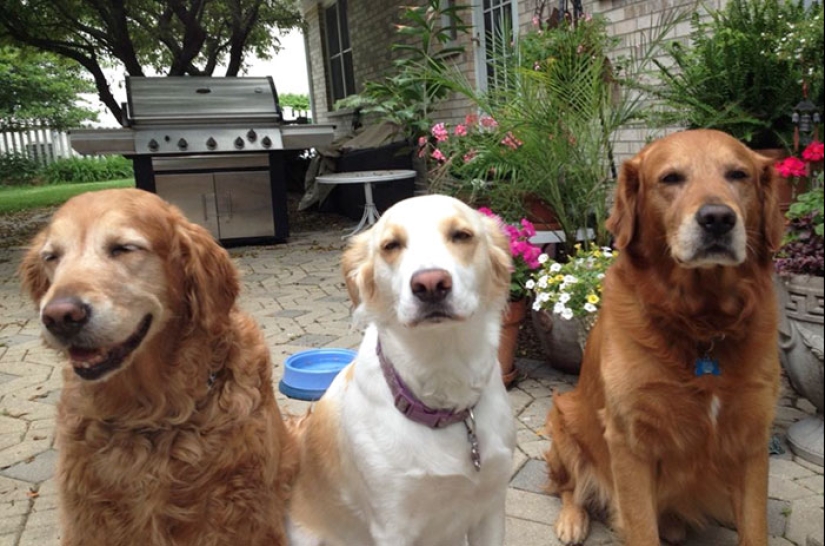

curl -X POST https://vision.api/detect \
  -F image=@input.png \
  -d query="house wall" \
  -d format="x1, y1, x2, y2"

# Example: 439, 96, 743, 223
301, 0, 729, 160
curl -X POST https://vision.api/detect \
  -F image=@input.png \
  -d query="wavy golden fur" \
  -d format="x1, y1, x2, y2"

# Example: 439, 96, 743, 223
19, 188, 296, 546
544, 130, 785, 545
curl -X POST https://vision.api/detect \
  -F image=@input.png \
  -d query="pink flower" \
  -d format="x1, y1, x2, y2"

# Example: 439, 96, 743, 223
802, 140, 824, 162
431, 149, 446, 163
480, 116, 498, 128
520, 218, 536, 237
501, 131, 523, 150
478, 206, 495, 217
454, 124, 468, 137
775, 156, 807, 178
463, 150, 477, 163
534, 61, 541, 71
532, 14, 540, 27
465, 113, 478, 126
431, 122, 449, 142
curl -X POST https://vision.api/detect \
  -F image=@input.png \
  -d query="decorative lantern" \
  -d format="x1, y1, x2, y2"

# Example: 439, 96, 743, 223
792, 95, 821, 150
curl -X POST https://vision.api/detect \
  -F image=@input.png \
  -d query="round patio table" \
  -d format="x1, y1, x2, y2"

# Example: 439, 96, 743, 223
316, 169, 417, 238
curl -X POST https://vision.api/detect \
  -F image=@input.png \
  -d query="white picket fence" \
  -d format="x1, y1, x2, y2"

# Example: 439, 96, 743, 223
0, 121, 77, 165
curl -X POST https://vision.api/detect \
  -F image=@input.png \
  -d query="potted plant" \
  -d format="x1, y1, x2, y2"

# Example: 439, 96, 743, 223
424, 9, 682, 254
774, 139, 824, 466
646, 0, 824, 151
528, 243, 616, 374
478, 207, 542, 387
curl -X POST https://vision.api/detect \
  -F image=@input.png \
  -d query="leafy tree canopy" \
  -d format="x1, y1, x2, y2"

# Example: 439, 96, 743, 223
0, 0, 303, 124
0, 46, 97, 129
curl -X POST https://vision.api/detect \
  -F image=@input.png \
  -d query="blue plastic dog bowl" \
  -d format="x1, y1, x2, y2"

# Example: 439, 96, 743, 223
279, 348, 356, 401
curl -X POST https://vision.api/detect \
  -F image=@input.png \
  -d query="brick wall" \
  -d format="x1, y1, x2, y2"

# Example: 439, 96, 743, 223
302, 0, 730, 158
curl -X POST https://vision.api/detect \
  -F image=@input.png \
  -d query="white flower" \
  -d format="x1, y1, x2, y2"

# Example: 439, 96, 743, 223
538, 292, 551, 303
584, 302, 597, 313
538, 254, 550, 264
538, 276, 549, 289
597, 273, 605, 280
525, 279, 535, 290
561, 307, 574, 320
532, 300, 542, 311
549, 262, 562, 273
559, 292, 571, 304
563, 275, 578, 284
553, 302, 567, 315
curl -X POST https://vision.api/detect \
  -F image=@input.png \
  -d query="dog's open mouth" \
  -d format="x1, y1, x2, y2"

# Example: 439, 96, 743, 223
69, 315, 153, 381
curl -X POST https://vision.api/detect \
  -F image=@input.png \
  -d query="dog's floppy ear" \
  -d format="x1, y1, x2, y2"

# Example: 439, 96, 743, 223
481, 215, 513, 295
341, 231, 374, 307
753, 152, 785, 255
19, 230, 50, 305
607, 155, 642, 249
171, 216, 239, 333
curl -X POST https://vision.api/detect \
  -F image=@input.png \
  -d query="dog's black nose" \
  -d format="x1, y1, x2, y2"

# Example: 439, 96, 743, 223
696, 204, 736, 236
42, 297, 91, 339
411, 269, 452, 303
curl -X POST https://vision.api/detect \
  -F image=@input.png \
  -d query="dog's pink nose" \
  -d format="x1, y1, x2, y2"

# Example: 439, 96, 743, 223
411, 269, 452, 303
42, 297, 90, 339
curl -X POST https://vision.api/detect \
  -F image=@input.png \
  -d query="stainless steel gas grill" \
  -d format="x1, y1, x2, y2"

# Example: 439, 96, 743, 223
69, 76, 335, 245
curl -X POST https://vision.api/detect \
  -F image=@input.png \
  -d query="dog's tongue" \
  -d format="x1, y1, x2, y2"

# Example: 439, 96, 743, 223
68, 347, 106, 365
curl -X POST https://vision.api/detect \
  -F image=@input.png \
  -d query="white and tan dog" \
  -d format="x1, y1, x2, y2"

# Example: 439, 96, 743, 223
288, 195, 517, 546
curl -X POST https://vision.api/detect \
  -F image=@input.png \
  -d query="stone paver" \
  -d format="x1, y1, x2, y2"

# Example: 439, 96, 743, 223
1, 228, 822, 545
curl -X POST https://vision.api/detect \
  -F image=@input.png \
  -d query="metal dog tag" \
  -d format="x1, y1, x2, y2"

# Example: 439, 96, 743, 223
464, 409, 482, 472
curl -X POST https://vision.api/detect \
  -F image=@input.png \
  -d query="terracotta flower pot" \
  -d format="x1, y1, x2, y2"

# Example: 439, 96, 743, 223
498, 298, 528, 388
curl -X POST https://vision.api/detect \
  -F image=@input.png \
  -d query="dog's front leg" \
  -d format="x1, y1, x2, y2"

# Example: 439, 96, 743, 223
732, 451, 769, 546
467, 490, 506, 546
605, 421, 659, 546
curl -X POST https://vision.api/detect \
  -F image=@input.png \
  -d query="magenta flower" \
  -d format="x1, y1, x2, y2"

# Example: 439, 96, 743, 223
776, 156, 807, 178
802, 140, 824, 162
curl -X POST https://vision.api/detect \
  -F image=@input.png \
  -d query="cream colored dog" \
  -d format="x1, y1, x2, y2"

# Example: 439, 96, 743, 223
288, 195, 516, 546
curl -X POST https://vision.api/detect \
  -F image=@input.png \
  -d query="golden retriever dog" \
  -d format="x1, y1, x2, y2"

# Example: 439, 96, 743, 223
544, 130, 785, 545
287, 195, 516, 546
19, 188, 296, 546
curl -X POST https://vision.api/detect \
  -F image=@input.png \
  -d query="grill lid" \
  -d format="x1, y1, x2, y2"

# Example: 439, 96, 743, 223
125, 76, 282, 125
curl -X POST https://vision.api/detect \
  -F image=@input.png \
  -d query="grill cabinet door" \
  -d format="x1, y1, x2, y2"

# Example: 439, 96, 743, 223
213, 171, 275, 240
154, 174, 220, 238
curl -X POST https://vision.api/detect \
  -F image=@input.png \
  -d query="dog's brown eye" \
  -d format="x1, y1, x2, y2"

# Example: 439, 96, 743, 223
109, 244, 139, 258
726, 169, 749, 181
660, 172, 684, 185
382, 240, 401, 252
41, 251, 59, 263
451, 229, 474, 243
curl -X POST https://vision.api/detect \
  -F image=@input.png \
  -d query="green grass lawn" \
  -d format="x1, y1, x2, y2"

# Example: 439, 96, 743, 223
0, 179, 135, 214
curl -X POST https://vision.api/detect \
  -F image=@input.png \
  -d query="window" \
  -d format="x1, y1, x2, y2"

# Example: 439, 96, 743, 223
323, 0, 355, 106
473, 0, 519, 92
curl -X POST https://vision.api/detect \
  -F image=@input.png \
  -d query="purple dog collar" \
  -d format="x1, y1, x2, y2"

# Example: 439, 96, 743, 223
377, 341, 471, 429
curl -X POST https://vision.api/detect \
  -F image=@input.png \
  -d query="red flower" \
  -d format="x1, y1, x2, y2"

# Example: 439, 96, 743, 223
775, 156, 807, 178
802, 140, 824, 162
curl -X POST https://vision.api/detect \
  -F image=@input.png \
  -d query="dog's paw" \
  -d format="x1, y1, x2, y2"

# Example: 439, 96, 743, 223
555, 504, 590, 545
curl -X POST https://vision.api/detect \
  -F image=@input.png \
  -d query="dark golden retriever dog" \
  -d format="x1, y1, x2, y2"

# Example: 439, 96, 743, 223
544, 130, 785, 545
19, 188, 296, 546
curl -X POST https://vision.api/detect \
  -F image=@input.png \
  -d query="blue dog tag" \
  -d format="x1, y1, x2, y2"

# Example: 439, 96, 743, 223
694, 356, 721, 376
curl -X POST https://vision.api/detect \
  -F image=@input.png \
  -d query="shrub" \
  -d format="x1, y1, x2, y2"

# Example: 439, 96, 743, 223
0, 152, 42, 186
42, 155, 132, 184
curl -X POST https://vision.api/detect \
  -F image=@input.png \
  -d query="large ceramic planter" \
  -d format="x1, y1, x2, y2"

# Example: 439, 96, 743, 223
499, 298, 528, 388
531, 309, 595, 375
776, 274, 824, 466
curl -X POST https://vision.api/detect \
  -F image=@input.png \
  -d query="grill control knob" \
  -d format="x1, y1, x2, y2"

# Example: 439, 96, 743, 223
261, 136, 272, 148
206, 137, 217, 150
234, 137, 245, 149
247, 129, 257, 142
177, 138, 188, 150
148, 139, 159, 152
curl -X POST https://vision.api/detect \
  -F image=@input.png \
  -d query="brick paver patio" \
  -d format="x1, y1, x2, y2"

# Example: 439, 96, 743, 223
0, 227, 822, 545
